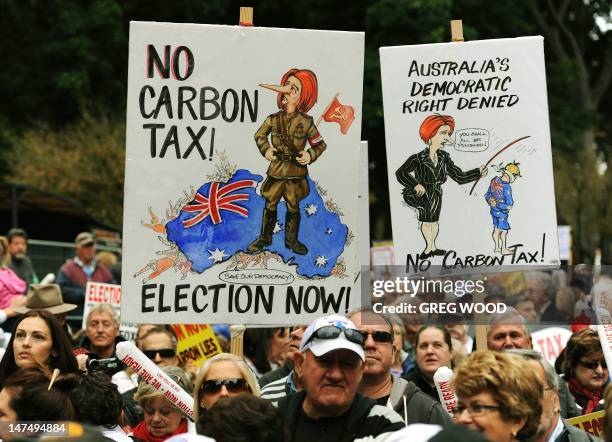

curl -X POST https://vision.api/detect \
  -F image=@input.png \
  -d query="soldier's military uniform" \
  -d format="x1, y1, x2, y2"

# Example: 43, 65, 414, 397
248, 110, 326, 255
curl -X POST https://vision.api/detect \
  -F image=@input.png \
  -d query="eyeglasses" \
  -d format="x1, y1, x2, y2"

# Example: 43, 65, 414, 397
578, 360, 607, 370
357, 330, 393, 343
304, 326, 365, 347
201, 378, 250, 394
452, 403, 501, 417
143, 348, 176, 359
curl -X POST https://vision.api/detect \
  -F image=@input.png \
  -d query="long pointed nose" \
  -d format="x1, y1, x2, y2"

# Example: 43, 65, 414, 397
259, 83, 291, 94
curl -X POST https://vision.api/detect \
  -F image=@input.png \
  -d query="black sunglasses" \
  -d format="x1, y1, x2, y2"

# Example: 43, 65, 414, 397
201, 378, 250, 394
358, 330, 393, 343
578, 360, 607, 370
304, 325, 365, 347
143, 348, 176, 359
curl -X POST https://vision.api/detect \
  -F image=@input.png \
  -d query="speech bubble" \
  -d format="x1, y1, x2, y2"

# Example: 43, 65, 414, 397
454, 128, 490, 152
219, 269, 294, 286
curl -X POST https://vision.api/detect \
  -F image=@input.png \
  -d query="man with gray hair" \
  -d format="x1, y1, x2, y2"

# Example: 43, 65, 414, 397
348, 308, 451, 426
525, 271, 560, 322
278, 314, 405, 441
507, 349, 598, 442
487, 308, 578, 419
74, 304, 126, 375
486, 307, 532, 351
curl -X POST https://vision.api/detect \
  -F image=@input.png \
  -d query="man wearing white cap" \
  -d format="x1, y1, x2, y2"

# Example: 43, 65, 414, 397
278, 314, 404, 442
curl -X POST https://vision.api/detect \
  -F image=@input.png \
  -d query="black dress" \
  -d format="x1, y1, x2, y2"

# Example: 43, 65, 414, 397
396, 148, 481, 222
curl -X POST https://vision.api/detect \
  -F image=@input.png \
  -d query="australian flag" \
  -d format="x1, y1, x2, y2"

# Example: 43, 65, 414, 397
166, 169, 348, 278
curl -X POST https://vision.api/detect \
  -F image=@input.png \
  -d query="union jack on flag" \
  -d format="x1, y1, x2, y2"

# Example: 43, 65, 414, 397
182, 179, 256, 228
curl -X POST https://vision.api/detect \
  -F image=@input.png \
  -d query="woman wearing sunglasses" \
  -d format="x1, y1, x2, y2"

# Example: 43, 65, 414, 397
193, 353, 260, 422
452, 351, 543, 442
132, 365, 194, 442
562, 328, 609, 415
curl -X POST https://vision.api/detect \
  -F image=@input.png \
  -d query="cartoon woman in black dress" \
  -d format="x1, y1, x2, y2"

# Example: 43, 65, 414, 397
396, 114, 487, 259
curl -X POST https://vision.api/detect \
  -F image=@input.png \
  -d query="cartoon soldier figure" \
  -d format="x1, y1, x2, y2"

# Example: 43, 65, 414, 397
485, 162, 521, 254
247, 68, 326, 255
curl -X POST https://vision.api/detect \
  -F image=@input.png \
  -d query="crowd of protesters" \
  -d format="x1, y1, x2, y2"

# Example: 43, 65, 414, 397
0, 230, 611, 441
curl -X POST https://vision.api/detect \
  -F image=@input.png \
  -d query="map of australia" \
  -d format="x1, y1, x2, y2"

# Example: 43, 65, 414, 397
165, 169, 348, 278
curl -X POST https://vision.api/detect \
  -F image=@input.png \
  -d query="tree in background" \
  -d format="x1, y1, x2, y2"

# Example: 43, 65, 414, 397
6, 113, 125, 227
0, 0, 609, 262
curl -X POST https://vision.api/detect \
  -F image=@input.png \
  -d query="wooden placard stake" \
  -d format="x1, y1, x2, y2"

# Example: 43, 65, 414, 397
450, 20, 464, 42
450, 19, 488, 348
239, 7, 254, 27
230, 325, 246, 357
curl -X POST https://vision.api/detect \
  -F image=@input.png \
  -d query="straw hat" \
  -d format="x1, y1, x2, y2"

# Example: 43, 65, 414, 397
14, 284, 77, 315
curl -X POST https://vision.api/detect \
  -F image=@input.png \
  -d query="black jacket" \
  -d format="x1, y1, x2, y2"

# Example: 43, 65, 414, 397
402, 366, 438, 402
556, 418, 601, 441
278, 391, 404, 442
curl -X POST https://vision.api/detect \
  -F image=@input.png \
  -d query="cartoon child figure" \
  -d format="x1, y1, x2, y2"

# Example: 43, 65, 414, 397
247, 68, 326, 255
485, 162, 521, 254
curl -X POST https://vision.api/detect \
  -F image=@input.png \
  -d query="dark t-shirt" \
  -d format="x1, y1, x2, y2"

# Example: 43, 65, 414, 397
375, 395, 390, 407
294, 407, 349, 442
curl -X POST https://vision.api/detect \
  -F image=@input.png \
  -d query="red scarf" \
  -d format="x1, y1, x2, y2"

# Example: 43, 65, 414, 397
132, 419, 188, 442
568, 377, 604, 414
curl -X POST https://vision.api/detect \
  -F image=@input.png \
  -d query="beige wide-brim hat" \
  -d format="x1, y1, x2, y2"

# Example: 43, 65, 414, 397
13, 284, 77, 315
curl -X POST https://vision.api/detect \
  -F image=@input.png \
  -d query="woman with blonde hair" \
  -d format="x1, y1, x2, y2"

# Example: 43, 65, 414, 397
452, 350, 543, 442
132, 365, 193, 442
193, 353, 260, 422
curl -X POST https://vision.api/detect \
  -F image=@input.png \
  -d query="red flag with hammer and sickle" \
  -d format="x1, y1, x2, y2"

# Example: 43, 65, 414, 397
322, 97, 355, 135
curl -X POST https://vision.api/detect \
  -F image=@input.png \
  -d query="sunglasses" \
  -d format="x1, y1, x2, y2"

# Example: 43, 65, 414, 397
143, 348, 176, 359
358, 330, 393, 343
167, 373, 186, 388
201, 378, 250, 394
304, 325, 365, 347
578, 360, 607, 370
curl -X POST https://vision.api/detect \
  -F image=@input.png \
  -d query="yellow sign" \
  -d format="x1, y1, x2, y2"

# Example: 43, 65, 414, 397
567, 410, 605, 438
171, 324, 221, 367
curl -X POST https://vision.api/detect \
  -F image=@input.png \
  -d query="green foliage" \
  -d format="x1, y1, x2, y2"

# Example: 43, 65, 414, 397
0, 0, 609, 261
6, 112, 125, 228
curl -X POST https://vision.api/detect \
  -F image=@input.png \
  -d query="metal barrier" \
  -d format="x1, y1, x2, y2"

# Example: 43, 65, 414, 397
27, 239, 122, 281
27, 239, 122, 330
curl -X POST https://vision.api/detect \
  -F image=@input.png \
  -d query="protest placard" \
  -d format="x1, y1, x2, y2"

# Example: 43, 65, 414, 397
359, 142, 370, 269
558, 226, 572, 262
121, 22, 364, 324
82, 282, 138, 342
531, 327, 572, 366
380, 37, 560, 274
355, 141, 370, 295
567, 410, 605, 437
170, 324, 221, 368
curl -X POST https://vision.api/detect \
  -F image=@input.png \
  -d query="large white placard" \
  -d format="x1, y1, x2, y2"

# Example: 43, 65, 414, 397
122, 22, 364, 324
380, 37, 560, 273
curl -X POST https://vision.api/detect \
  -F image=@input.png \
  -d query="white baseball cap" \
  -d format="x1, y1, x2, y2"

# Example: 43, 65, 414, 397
300, 314, 365, 361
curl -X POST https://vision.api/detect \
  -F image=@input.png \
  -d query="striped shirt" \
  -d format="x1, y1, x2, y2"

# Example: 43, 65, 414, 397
260, 373, 293, 406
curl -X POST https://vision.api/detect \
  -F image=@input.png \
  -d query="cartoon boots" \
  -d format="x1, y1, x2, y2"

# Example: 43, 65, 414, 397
285, 211, 308, 255
247, 208, 277, 253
